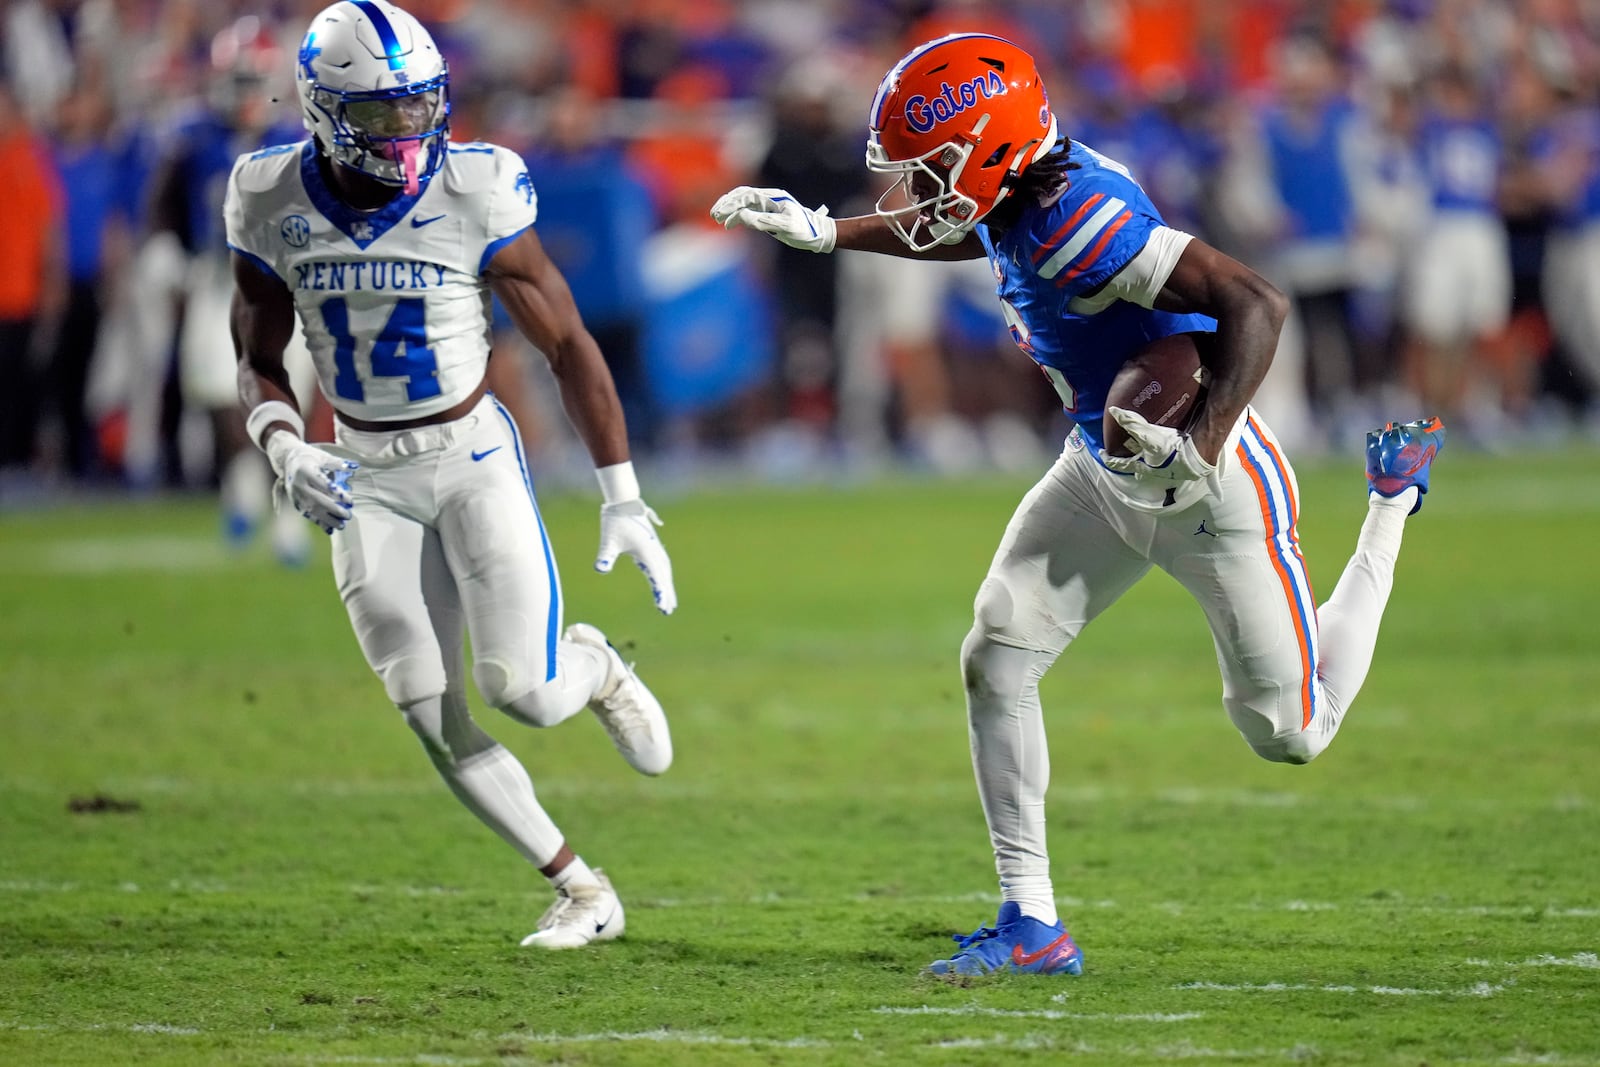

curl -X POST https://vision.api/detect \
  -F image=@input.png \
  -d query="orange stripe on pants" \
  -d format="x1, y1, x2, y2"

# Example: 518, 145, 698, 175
1235, 437, 1316, 729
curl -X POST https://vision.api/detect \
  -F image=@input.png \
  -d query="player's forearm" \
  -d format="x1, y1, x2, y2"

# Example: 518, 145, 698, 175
238, 361, 303, 445
550, 339, 630, 468
1191, 277, 1288, 461
831, 215, 982, 260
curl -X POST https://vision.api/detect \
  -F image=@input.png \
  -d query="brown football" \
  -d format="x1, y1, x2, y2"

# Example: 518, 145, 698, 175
1102, 332, 1208, 457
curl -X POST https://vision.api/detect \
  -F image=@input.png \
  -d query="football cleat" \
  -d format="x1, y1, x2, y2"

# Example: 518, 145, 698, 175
520, 869, 625, 950
1366, 416, 1446, 514
926, 902, 1083, 977
564, 623, 672, 776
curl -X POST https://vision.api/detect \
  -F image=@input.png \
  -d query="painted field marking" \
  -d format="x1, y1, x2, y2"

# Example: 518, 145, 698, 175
1, 878, 1595, 926
1173, 980, 1510, 997
15, 536, 234, 575
1465, 953, 1599, 969
0, 1020, 200, 1036
876, 1005, 1201, 1022
7, 1020, 1595, 1065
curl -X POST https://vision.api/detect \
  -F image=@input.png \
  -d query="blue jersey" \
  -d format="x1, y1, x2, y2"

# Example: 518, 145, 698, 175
1417, 115, 1500, 214
169, 113, 303, 254
977, 140, 1214, 453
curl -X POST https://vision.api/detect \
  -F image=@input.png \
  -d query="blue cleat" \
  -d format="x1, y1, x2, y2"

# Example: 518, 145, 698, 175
1366, 416, 1446, 514
926, 902, 1083, 977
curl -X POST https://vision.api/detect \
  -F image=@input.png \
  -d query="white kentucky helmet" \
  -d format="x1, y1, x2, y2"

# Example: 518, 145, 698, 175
295, 0, 450, 195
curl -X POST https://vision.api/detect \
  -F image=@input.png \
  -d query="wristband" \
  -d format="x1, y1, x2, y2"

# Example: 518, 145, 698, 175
245, 400, 305, 451
596, 461, 640, 505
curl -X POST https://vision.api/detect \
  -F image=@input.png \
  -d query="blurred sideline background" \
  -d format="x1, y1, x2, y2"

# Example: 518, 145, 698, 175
4, 0, 1600, 527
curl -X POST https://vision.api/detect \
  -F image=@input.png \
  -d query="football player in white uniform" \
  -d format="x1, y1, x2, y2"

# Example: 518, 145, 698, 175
226, 0, 676, 949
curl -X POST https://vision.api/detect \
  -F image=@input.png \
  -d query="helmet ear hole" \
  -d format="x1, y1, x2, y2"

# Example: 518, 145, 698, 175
981, 142, 1012, 169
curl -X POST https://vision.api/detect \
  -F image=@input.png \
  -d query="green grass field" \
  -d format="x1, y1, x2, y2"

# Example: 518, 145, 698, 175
3, 455, 1598, 1066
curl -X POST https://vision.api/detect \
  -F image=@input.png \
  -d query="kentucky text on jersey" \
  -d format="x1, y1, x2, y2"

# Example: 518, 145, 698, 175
905, 71, 1006, 133
293, 259, 448, 291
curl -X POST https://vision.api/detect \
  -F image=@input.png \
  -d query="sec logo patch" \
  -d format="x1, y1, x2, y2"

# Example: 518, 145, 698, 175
281, 215, 311, 248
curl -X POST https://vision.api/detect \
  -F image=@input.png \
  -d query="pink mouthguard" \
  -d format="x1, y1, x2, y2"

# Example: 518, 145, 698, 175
382, 140, 423, 196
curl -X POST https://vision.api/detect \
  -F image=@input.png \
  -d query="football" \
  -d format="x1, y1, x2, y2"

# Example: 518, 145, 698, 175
1102, 332, 1208, 457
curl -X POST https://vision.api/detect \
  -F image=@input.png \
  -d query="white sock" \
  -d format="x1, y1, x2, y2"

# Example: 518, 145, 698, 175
1001, 877, 1059, 926
444, 746, 567, 867
549, 855, 600, 891
1369, 485, 1419, 514
402, 696, 569, 868
1312, 492, 1411, 721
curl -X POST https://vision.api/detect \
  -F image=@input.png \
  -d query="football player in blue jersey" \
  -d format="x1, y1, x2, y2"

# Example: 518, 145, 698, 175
146, 16, 312, 560
228, 0, 677, 949
714, 33, 1446, 977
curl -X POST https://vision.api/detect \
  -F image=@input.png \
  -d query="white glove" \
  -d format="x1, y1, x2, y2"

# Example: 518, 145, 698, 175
596, 499, 677, 615
710, 186, 836, 253
1099, 406, 1223, 496
264, 432, 359, 534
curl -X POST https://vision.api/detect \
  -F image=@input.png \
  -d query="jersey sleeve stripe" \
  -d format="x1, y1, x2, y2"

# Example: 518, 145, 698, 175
228, 243, 281, 281
1037, 196, 1126, 279
1031, 192, 1105, 265
478, 221, 534, 274
1057, 209, 1134, 285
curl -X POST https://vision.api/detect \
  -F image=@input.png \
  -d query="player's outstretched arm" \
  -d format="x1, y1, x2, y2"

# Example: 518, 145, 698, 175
710, 186, 984, 261
1152, 239, 1290, 464
232, 253, 357, 534
485, 229, 677, 614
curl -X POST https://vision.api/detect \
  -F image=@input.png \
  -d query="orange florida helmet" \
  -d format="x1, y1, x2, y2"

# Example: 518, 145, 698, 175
867, 34, 1058, 251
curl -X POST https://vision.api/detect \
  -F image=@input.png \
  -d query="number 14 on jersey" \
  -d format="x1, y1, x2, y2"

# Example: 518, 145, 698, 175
319, 296, 441, 403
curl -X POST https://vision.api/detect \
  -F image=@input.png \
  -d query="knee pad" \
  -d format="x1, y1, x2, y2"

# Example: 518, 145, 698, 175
973, 575, 1017, 636
379, 653, 446, 708
961, 626, 1045, 714
1226, 695, 1326, 766
1248, 733, 1322, 765
501, 680, 573, 728
472, 656, 527, 711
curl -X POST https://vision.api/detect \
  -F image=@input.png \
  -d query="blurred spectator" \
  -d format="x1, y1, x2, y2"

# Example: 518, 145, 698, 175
0, 82, 65, 477
44, 83, 125, 481
7, 0, 1600, 496
143, 16, 310, 560
1398, 65, 1511, 439
1254, 32, 1370, 444
748, 54, 871, 442
1497, 56, 1567, 420
1534, 74, 1600, 421
489, 83, 660, 471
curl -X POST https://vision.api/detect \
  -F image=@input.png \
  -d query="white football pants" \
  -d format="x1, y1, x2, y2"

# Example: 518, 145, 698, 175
328, 393, 608, 868
963, 408, 1413, 905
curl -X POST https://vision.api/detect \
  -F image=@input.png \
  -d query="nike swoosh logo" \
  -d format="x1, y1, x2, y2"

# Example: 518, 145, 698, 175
470, 447, 501, 462
411, 213, 446, 228
1395, 444, 1436, 477
1012, 931, 1076, 967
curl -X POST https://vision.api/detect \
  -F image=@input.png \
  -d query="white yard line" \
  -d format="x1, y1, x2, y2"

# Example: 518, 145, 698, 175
14, 536, 235, 575
0, 1020, 200, 1036
3, 878, 1593, 926
1465, 953, 1600, 969
6, 1019, 1591, 1065
12, 775, 1592, 814
876, 1005, 1202, 1022
1173, 980, 1509, 997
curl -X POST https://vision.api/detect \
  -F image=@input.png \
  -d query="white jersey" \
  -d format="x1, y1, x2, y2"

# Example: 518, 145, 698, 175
224, 140, 538, 421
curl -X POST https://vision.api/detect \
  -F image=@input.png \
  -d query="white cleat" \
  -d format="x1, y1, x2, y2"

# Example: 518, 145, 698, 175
563, 622, 672, 776
519, 869, 626, 949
